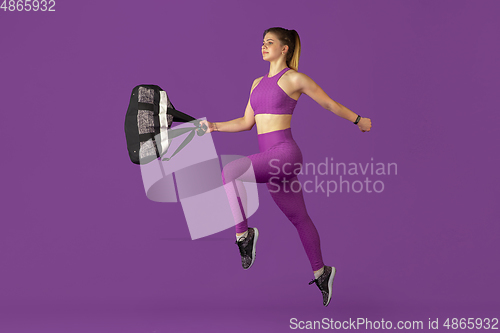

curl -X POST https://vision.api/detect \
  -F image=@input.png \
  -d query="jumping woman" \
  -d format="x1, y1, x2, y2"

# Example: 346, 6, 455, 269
199, 27, 372, 306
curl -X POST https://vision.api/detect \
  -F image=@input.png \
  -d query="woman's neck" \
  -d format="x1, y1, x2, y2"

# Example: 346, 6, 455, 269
268, 61, 288, 77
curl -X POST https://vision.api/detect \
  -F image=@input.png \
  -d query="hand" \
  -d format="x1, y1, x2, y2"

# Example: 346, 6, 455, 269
357, 117, 372, 132
199, 120, 216, 133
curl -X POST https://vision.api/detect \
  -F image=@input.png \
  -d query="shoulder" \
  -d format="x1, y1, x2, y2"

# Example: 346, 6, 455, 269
253, 76, 264, 84
285, 69, 310, 82
282, 69, 313, 91
282, 69, 308, 85
251, 76, 264, 88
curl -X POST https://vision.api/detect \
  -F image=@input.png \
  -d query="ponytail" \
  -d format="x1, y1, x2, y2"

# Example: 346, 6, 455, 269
287, 29, 301, 71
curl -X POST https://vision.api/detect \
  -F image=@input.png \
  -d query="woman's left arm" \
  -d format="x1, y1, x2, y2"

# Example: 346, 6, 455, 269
295, 72, 372, 132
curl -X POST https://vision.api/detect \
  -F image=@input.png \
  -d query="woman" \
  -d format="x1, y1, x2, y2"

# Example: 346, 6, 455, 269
199, 27, 372, 307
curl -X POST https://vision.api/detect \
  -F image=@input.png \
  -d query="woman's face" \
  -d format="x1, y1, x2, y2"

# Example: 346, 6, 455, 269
262, 32, 286, 61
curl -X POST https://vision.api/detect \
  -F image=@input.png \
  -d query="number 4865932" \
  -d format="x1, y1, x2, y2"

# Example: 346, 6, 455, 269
1, 0, 56, 11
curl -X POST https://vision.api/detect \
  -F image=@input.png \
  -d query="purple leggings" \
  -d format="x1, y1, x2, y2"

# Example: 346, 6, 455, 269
221, 128, 324, 271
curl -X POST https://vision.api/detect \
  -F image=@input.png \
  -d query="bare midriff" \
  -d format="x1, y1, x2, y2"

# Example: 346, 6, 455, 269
255, 114, 293, 134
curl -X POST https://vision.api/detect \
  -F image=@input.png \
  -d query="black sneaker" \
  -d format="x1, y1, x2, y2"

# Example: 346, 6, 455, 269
308, 266, 336, 306
234, 227, 259, 270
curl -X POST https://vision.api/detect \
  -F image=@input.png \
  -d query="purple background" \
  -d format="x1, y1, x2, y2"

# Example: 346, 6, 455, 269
1, 0, 499, 332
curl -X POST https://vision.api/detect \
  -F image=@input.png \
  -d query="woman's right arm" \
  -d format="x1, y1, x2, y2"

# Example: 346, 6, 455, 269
200, 79, 258, 133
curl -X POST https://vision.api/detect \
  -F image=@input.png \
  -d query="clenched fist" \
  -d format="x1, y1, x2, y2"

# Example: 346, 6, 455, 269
357, 117, 372, 132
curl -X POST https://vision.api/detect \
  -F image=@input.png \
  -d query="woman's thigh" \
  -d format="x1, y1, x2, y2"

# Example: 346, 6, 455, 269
222, 142, 303, 184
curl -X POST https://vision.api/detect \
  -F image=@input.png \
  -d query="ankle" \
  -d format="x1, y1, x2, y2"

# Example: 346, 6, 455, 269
313, 266, 325, 279
236, 229, 249, 241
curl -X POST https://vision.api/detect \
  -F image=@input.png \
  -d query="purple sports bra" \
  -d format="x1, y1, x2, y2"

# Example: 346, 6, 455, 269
250, 67, 298, 116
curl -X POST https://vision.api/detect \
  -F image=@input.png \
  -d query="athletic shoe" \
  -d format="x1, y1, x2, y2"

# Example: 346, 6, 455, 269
308, 266, 336, 306
234, 227, 259, 270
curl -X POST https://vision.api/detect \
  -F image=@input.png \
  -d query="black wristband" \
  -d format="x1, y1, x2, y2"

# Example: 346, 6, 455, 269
354, 115, 361, 124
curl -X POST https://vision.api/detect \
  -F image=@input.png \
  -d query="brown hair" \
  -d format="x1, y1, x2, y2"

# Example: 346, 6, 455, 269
263, 27, 301, 71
